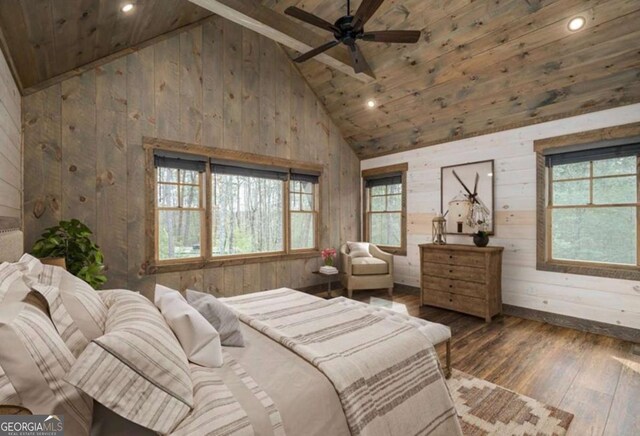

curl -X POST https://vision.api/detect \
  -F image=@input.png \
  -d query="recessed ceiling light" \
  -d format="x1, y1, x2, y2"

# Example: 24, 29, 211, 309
366, 99, 376, 108
567, 16, 585, 31
121, 3, 134, 12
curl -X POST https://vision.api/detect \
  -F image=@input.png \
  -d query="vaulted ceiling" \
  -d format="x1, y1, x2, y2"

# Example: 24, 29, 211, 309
1, 0, 639, 159
0, 0, 211, 92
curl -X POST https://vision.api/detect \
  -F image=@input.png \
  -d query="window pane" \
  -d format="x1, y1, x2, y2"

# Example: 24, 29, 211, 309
593, 156, 637, 177
371, 196, 386, 211
552, 162, 590, 180
291, 213, 315, 249
291, 180, 300, 193
290, 193, 300, 211
370, 185, 386, 196
387, 194, 402, 211
181, 170, 199, 185
593, 176, 636, 204
552, 207, 636, 265
369, 213, 401, 247
158, 184, 178, 207
387, 183, 402, 195
300, 181, 313, 194
552, 180, 590, 205
158, 210, 201, 260
301, 194, 314, 211
181, 186, 200, 208
212, 174, 283, 255
158, 167, 178, 183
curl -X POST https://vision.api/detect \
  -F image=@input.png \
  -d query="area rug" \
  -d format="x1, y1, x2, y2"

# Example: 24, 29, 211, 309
447, 370, 573, 436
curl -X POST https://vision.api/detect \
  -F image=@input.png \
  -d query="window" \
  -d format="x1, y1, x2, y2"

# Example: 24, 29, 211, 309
155, 152, 206, 261
289, 177, 318, 250
148, 141, 321, 271
539, 141, 640, 279
362, 163, 408, 255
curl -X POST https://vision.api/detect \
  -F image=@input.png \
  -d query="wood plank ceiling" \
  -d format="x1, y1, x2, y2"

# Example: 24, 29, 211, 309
263, 0, 640, 158
0, 0, 211, 93
1, 0, 639, 159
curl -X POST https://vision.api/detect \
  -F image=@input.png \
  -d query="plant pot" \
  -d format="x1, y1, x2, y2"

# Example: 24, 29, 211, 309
473, 233, 490, 248
40, 257, 67, 270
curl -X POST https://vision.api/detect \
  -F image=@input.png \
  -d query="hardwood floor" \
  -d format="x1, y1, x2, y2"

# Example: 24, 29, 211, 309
350, 288, 640, 436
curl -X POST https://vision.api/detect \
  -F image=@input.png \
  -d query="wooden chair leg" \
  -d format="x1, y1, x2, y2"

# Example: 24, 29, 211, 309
445, 339, 452, 379
347, 288, 353, 299
387, 287, 393, 297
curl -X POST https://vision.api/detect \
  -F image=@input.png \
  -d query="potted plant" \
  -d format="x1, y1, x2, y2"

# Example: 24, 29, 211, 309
472, 221, 490, 247
31, 219, 107, 289
321, 248, 337, 267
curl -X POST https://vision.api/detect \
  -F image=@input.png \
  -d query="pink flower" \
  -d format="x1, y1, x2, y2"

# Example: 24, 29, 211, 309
321, 248, 336, 261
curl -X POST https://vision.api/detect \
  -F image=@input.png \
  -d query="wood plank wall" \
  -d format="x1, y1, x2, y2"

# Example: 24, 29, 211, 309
361, 104, 640, 330
22, 16, 360, 295
0, 46, 21, 230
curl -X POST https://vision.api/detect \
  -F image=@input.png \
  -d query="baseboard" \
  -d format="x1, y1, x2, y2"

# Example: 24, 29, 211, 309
503, 304, 639, 344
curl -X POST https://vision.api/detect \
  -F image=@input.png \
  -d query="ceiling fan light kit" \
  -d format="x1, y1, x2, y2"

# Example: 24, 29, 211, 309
285, 0, 421, 75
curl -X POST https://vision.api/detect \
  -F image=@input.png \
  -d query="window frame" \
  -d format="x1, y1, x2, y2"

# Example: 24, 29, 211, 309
534, 123, 640, 281
362, 163, 408, 256
155, 168, 206, 263
288, 179, 320, 253
144, 137, 323, 274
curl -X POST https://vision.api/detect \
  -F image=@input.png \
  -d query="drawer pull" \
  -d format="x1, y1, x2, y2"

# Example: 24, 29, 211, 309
449, 255, 453, 259
449, 270, 453, 273
448, 298, 453, 302
449, 284, 453, 288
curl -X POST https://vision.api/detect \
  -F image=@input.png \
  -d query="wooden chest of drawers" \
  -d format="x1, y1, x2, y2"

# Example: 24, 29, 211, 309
419, 244, 503, 322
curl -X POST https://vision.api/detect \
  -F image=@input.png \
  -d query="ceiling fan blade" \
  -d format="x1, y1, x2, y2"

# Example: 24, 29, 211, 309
293, 40, 340, 63
352, 0, 385, 30
361, 30, 421, 43
285, 7, 339, 33
347, 43, 373, 75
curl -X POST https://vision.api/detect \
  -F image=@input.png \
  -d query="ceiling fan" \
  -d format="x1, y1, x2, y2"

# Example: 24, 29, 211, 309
285, 0, 421, 75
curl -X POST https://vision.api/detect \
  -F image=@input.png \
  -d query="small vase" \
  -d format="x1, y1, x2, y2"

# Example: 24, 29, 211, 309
473, 233, 489, 248
324, 258, 334, 267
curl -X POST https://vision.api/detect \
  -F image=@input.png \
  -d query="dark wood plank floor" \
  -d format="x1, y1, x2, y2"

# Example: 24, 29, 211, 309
349, 288, 640, 436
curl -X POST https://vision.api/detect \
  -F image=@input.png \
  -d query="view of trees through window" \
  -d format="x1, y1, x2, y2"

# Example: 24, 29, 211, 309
549, 156, 638, 265
290, 180, 316, 249
212, 174, 284, 255
368, 183, 402, 247
157, 168, 203, 260
155, 155, 320, 262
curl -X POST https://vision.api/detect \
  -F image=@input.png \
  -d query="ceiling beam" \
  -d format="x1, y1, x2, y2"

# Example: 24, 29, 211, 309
189, 0, 375, 83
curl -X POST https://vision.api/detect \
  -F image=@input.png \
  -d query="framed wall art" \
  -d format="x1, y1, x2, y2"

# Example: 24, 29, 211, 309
440, 160, 494, 235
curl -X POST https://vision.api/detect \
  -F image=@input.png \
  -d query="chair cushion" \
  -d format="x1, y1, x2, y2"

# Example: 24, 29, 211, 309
352, 256, 388, 276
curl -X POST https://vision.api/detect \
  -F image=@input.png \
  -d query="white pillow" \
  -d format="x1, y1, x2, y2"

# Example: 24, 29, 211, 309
347, 241, 372, 258
154, 285, 223, 368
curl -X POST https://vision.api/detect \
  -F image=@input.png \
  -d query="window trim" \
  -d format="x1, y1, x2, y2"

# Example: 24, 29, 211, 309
144, 137, 323, 274
362, 163, 408, 256
534, 123, 640, 281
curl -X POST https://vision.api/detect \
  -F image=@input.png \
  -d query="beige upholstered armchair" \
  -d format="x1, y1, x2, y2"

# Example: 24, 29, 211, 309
340, 243, 394, 299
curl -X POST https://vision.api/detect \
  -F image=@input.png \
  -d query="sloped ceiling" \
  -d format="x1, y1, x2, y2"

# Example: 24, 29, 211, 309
2, 0, 639, 159
0, 0, 211, 92
264, 0, 640, 158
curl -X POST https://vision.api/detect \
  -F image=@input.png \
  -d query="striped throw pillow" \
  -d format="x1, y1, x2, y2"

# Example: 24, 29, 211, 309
0, 302, 93, 435
16, 255, 108, 347
65, 290, 194, 434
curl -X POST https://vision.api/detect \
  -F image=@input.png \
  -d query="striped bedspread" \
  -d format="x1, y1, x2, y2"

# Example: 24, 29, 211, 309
223, 289, 462, 436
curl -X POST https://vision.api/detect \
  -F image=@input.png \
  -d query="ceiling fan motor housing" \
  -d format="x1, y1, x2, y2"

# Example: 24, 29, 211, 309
334, 16, 362, 46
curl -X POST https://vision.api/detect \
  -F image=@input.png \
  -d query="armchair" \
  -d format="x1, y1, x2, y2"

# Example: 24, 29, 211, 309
340, 243, 394, 299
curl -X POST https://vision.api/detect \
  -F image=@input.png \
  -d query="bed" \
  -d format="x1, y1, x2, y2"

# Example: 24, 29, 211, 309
0, 238, 462, 436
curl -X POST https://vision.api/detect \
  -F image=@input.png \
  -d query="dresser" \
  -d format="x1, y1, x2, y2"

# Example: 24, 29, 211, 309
419, 244, 503, 322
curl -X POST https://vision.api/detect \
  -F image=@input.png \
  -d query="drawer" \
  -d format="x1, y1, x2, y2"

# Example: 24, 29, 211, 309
423, 262, 486, 284
422, 274, 487, 299
422, 289, 486, 318
422, 249, 485, 268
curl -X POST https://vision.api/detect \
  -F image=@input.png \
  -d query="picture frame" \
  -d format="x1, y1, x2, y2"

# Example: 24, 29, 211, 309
440, 159, 495, 235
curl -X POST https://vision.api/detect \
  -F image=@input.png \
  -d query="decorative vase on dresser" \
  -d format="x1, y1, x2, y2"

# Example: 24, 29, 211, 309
419, 243, 504, 322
